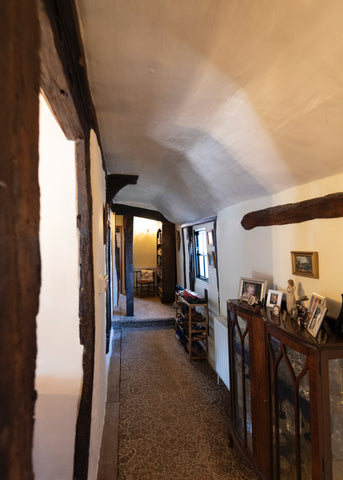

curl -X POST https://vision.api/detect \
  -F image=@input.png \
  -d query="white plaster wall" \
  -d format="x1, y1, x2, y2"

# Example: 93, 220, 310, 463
33, 96, 82, 479
88, 129, 107, 480
176, 173, 343, 387
217, 173, 343, 318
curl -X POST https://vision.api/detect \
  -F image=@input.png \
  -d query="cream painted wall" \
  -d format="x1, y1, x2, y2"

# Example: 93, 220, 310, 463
175, 173, 343, 384
88, 129, 108, 480
217, 173, 343, 319
133, 217, 159, 270
33, 96, 82, 479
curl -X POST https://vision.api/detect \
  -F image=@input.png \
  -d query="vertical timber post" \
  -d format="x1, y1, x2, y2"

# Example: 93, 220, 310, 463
0, 1, 40, 478
125, 215, 134, 316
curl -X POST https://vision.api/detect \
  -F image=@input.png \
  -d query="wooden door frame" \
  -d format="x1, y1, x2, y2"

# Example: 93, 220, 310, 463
39, 2, 100, 478
0, 2, 40, 478
0, 1, 100, 478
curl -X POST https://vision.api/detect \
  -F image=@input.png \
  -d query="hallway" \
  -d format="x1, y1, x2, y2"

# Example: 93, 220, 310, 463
98, 296, 258, 480
113, 294, 176, 324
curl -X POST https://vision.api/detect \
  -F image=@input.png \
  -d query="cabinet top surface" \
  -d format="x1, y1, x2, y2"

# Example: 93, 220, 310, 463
228, 298, 343, 350
176, 291, 208, 306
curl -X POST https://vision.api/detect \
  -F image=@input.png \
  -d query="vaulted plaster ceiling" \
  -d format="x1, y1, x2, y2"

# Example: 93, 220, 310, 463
76, 0, 343, 224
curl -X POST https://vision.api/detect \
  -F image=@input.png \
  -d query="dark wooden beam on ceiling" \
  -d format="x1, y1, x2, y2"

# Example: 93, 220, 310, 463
42, 0, 101, 144
112, 203, 170, 223
106, 174, 139, 204
241, 192, 343, 230
39, 4, 83, 140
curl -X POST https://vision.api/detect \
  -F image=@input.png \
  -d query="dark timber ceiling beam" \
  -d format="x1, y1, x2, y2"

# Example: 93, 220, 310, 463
106, 174, 138, 204
42, 0, 100, 143
112, 203, 170, 223
39, 5, 83, 141
241, 192, 343, 230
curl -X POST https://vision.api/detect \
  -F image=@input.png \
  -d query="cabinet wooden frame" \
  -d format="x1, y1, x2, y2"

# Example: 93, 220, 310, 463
227, 299, 343, 480
227, 300, 271, 478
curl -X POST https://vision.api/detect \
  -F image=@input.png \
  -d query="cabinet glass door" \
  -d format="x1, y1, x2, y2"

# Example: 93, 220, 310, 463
268, 335, 311, 479
329, 358, 343, 479
232, 314, 252, 452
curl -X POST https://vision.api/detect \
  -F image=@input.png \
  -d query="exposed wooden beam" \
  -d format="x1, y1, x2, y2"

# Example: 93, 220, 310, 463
241, 192, 343, 230
39, 4, 83, 140
0, 1, 40, 478
112, 203, 170, 223
124, 215, 134, 317
73, 138, 95, 480
42, 0, 100, 143
106, 174, 138, 204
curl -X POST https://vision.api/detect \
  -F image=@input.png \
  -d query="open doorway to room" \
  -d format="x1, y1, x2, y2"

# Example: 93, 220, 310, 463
33, 94, 82, 479
113, 215, 176, 321
133, 217, 160, 300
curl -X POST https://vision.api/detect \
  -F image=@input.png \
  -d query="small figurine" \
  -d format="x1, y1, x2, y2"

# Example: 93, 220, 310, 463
286, 279, 296, 314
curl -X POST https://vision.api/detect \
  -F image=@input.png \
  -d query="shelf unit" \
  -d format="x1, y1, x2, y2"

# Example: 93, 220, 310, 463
227, 299, 343, 480
175, 291, 209, 361
155, 223, 176, 303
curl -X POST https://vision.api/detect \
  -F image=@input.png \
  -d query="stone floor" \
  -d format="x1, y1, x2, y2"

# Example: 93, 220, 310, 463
97, 296, 258, 480
113, 293, 176, 322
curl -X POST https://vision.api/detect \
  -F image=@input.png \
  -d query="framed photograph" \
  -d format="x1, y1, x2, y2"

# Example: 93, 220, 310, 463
307, 303, 327, 337
266, 289, 283, 309
238, 277, 267, 305
291, 251, 319, 278
208, 251, 216, 268
207, 229, 214, 247
307, 293, 326, 325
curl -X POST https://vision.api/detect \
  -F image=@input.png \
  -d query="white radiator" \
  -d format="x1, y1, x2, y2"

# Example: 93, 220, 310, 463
213, 316, 230, 389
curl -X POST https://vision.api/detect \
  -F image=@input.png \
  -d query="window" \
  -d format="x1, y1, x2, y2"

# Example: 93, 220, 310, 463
194, 229, 208, 280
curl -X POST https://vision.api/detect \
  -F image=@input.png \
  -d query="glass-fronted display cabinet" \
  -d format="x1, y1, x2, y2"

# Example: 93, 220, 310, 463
227, 300, 271, 478
227, 299, 343, 480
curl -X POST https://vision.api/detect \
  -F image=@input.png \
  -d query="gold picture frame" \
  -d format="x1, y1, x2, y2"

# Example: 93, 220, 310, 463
291, 251, 319, 278
208, 251, 216, 268
207, 229, 214, 247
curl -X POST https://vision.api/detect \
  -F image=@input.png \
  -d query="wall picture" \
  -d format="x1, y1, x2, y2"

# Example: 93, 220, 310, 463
208, 251, 216, 268
207, 229, 214, 247
291, 251, 319, 278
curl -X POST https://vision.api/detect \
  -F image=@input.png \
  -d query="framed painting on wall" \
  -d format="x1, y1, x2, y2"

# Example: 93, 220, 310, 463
291, 251, 319, 278
207, 229, 214, 247
208, 251, 216, 268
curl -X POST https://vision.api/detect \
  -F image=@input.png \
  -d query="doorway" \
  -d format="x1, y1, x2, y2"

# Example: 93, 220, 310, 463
133, 217, 160, 299
33, 95, 82, 478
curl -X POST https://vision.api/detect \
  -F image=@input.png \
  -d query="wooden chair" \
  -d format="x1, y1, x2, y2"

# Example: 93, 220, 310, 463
135, 269, 155, 297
